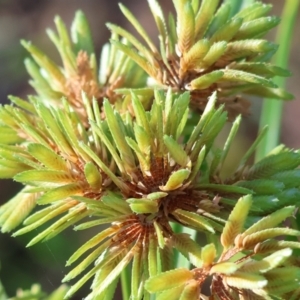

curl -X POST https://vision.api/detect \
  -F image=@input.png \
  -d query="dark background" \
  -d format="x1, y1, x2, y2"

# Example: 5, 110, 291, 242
0, 0, 299, 299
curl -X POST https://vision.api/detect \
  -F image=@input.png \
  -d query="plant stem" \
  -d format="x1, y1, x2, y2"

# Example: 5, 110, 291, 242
256, 0, 300, 162
121, 266, 131, 300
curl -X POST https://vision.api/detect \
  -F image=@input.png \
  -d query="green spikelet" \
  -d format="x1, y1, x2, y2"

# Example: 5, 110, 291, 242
145, 197, 300, 299
145, 268, 193, 293
0, 94, 113, 240
4, 283, 69, 300
107, 0, 292, 119
0, 187, 38, 233
246, 151, 300, 180
221, 195, 252, 249
0, 3, 300, 300
21, 11, 147, 127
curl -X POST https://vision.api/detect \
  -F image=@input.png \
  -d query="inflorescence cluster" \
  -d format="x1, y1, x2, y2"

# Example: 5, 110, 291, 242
1, 1, 300, 299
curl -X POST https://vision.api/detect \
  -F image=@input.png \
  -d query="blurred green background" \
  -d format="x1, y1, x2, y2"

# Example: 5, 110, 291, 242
0, 0, 299, 299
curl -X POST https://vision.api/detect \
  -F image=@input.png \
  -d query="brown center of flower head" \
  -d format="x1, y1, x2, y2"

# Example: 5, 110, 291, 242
112, 155, 216, 244
155, 54, 251, 121
1, 3, 299, 299
65, 51, 126, 125
65, 51, 101, 119
109, 214, 152, 247
126, 157, 205, 208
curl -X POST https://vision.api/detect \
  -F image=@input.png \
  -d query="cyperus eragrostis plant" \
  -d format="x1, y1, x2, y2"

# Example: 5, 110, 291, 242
0, 1, 299, 299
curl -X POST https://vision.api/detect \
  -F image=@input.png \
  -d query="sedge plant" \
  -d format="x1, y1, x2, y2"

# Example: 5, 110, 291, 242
0, 0, 299, 299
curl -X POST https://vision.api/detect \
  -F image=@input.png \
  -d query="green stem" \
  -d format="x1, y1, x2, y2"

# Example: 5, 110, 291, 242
256, 0, 299, 162
120, 266, 131, 300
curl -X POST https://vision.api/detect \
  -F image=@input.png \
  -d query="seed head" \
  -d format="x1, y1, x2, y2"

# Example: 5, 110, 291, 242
108, 0, 293, 120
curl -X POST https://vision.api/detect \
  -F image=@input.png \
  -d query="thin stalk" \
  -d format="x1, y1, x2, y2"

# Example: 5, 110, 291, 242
256, 0, 299, 162
120, 266, 131, 300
